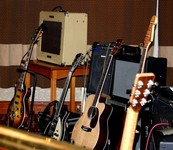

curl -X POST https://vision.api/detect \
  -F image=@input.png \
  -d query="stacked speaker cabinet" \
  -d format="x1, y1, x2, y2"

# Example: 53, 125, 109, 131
87, 43, 141, 97
86, 42, 116, 95
145, 56, 167, 86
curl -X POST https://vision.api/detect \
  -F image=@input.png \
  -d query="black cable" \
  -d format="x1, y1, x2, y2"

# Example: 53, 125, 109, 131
51, 5, 67, 12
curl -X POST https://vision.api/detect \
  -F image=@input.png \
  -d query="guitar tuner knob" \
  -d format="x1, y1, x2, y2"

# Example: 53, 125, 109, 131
140, 98, 147, 106
132, 99, 138, 107
147, 80, 154, 88
137, 80, 144, 88
135, 90, 141, 97
143, 89, 150, 97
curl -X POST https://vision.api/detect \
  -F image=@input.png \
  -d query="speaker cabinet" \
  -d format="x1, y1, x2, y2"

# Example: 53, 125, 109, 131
37, 11, 88, 65
145, 56, 167, 86
86, 42, 115, 95
111, 60, 140, 99
111, 56, 167, 100
87, 44, 141, 95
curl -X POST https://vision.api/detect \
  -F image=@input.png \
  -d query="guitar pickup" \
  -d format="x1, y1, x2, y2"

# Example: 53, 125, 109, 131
16, 95, 20, 98
15, 101, 19, 104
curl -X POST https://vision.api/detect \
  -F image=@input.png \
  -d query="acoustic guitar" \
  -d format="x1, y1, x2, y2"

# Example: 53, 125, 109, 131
120, 73, 155, 150
6, 24, 46, 128
71, 39, 124, 150
120, 15, 157, 150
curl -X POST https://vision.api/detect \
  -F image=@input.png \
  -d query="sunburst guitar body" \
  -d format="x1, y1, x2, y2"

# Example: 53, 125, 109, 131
7, 85, 31, 128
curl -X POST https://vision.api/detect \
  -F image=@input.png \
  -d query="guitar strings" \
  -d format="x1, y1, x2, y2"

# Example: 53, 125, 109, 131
81, 48, 92, 113
102, 43, 112, 74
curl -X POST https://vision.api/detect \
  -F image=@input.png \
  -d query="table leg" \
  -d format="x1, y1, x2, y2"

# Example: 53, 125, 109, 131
70, 77, 76, 112
50, 78, 57, 101
25, 73, 31, 88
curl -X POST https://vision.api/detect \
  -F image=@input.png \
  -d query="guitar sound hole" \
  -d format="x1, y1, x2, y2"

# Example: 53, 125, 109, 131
88, 106, 97, 119
81, 125, 92, 132
88, 107, 99, 128
71, 139, 75, 144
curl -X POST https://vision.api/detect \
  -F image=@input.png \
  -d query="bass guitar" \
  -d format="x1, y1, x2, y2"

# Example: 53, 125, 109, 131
43, 53, 84, 141
71, 39, 124, 150
6, 24, 46, 128
120, 15, 157, 150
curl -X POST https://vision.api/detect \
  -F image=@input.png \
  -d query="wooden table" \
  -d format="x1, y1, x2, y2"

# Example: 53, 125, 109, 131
26, 60, 89, 112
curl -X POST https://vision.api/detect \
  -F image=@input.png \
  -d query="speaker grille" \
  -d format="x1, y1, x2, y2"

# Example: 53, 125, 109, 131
111, 60, 140, 99
87, 42, 115, 95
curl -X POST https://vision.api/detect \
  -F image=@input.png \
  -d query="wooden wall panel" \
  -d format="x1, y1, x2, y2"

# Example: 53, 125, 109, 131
0, 0, 172, 46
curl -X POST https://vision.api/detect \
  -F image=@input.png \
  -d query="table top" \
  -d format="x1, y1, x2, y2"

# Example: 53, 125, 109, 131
29, 60, 74, 70
28, 60, 89, 79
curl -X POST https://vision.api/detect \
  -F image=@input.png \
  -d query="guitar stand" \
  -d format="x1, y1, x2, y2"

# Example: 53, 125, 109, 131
27, 70, 37, 132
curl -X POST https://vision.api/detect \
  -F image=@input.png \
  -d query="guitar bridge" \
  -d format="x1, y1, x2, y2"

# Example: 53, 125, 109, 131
81, 125, 92, 132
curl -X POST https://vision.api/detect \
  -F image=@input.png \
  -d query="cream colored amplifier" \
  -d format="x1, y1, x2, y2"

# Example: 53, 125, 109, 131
37, 11, 88, 65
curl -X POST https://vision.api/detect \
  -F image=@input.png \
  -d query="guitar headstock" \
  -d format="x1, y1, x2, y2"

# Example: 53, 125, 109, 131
111, 39, 124, 56
71, 53, 84, 72
144, 15, 157, 49
32, 23, 47, 44
129, 73, 155, 112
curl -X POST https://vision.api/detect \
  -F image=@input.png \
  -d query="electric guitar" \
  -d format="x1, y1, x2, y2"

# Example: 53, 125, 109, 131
71, 39, 124, 150
120, 73, 155, 150
43, 53, 84, 141
6, 24, 46, 128
120, 15, 157, 150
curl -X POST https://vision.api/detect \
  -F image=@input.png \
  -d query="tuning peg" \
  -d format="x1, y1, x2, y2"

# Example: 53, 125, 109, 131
137, 80, 143, 88
147, 80, 154, 88
132, 99, 138, 107
143, 89, 150, 97
140, 98, 147, 106
135, 90, 141, 98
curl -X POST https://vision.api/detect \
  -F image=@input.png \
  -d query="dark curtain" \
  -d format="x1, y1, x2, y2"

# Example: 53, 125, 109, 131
0, 0, 172, 46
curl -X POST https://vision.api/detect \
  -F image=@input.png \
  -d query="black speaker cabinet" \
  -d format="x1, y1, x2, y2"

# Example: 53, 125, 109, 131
145, 56, 167, 86
86, 42, 115, 95
87, 43, 141, 95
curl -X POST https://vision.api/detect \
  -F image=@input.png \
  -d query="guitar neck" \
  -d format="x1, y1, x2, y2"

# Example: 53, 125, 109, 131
50, 53, 84, 124
18, 43, 34, 90
120, 106, 139, 150
138, 15, 157, 74
93, 39, 123, 106
138, 47, 148, 73
54, 71, 73, 118
93, 54, 113, 106
120, 73, 155, 150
